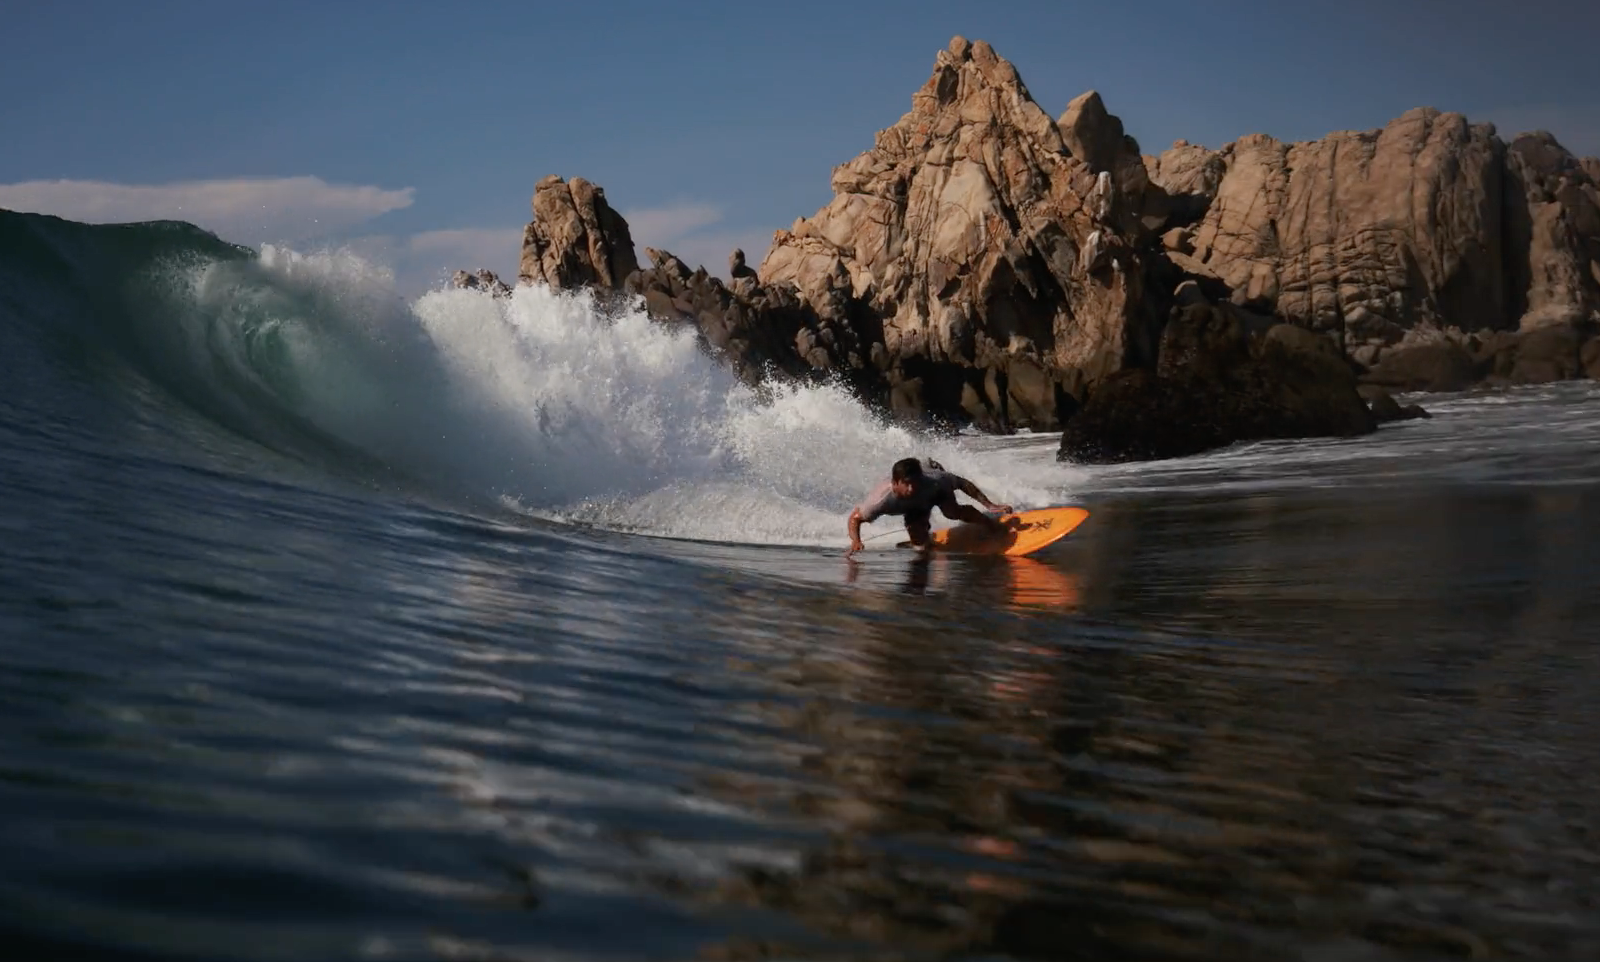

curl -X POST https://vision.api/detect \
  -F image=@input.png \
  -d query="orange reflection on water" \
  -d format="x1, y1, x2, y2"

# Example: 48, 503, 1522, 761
1005, 557, 1082, 611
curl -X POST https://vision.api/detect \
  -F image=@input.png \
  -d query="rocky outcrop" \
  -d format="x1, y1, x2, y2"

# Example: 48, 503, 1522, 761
1144, 113, 1600, 382
756, 36, 1164, 431
1143, 139, 1227, 228
1505, 133, 1600, 331
1171, 111, 1511, 347
450, 268, 512, 298
518, 175, 639, 289
1057, 296, 1376, 463
620, 247, 873, 390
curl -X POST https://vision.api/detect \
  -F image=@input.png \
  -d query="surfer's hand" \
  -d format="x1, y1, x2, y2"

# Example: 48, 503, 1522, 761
991, 504, 1014, 515
846, 537, 865, 557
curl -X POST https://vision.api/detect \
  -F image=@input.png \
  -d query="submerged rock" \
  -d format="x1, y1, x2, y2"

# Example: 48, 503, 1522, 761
1361, 385, 1431, 423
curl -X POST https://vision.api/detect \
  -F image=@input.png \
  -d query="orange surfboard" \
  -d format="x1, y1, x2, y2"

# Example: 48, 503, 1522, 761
905, 506, 1091, 557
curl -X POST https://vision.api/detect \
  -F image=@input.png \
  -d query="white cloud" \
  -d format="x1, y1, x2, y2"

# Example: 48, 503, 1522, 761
0, 176, 414, 243
1475, 103, 1600, 157
620, 202, 724, 245
407, 227, 523, 278
619, 201, 775, 278
332, 227, 524, 296
407, 226, 524, 257
651, 228, 777, 279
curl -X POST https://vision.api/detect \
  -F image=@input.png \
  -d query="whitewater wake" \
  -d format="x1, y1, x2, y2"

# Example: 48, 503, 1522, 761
156, 244, 1084, 547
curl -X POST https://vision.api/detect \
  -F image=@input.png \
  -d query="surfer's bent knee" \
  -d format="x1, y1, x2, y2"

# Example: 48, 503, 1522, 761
905, 511, 931, 544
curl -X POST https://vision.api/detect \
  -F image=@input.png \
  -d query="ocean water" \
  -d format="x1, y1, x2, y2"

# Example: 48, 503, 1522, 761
2, 209, 1598, 961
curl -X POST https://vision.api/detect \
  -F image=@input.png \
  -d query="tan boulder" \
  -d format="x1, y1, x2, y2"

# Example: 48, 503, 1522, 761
758, 35, 1158, 430
1161, 227, 1194, 254
517, 175, 640, 289
1144, 140, 1228, 225
1058, 90, 1155, 204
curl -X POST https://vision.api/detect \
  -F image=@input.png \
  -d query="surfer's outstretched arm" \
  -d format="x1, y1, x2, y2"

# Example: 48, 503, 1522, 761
846, 508, 866, 556
954, 477, 1012, 515
940, 501, 997, 526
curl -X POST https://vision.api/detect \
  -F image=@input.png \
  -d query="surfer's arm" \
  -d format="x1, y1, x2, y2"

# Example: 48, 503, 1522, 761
846, 508, 866, 556
954, 477, 1012, 515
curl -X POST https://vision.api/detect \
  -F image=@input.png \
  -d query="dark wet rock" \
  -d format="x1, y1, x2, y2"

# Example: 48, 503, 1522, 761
1058, 300, 1376, 463
1504, 324, 1584, 384
1584, 335, 1600, 379
1362, 386, 1431, 423
622, 247, 878, 396
1361, 341, 1480, 393
1465, 323, 1592, 385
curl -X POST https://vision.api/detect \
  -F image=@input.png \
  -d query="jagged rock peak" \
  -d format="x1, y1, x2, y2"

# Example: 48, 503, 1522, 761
517, 175, 639, 290
756, 35, 1167, 431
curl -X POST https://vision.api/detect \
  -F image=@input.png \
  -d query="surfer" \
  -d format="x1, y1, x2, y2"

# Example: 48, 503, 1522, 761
846, 457, 1013, 557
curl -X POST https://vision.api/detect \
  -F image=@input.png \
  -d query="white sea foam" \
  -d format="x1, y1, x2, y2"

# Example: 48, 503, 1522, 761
409, 281, 1083, 545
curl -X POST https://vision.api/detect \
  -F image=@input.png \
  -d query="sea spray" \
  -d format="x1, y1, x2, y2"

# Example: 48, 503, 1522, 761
408, 280, 1081, 544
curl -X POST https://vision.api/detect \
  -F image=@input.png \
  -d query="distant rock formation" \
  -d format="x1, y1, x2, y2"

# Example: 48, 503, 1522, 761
452, 36, 1600, 461
1151, 112, 1510, 343
1144, 112, 1600, 382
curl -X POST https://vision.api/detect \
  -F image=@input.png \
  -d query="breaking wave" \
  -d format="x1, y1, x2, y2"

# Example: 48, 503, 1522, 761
0, 211, 1084, 547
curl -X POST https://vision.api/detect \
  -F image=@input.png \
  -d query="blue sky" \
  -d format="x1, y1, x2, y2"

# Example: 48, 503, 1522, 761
4, 0, 1598, 292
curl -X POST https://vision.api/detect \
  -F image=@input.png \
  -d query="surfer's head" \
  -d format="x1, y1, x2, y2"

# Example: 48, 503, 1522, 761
891, 457, 923, 497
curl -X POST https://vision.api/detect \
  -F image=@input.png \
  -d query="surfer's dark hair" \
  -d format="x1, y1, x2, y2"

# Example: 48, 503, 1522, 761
892, 458, 924, 483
